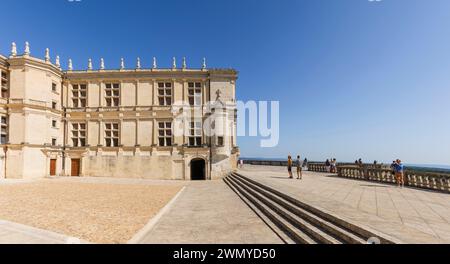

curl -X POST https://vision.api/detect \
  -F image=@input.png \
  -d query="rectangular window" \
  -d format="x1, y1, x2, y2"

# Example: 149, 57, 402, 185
158, 122, 172, 147
105, 122, 119, 147
188, 82, 202, 106
1, 71, 8, 98
217, 136, 224, 147
52, 83, 57, 92
1, 116, 7, 144
52, 120, 57, 128
52, 101, 57, 110
105, 83, 120, 107
52, 138, 57, 146
158, 82, 172, 106
71, 123, 86, 147
189, 121, 202, 147
72, 84, 87, 108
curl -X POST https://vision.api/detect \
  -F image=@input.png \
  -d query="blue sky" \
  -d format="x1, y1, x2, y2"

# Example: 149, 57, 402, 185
1, 0, 450, 165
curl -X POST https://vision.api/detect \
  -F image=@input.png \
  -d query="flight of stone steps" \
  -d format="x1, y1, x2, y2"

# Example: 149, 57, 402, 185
224, 172, 397, 244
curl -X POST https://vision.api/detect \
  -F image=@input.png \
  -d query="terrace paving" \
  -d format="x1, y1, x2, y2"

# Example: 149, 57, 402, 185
238, 165, 450, 243
2, 168, 449, 244
138, 180, 283, 244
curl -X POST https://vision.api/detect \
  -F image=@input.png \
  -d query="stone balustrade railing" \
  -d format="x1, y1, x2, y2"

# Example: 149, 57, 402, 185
242, 160, 337, 172
243, 160, 288, 167
242, 159, 450, 193
337, 165, 450, 193
307, 162, 329, 172
307, 162, 371, 172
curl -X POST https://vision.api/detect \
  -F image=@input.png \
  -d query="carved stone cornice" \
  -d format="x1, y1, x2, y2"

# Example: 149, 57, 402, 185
7, 56, 63, 77
7, 99, 63, 115
208, 69, 239, 80
64, 69, 212, 81
1, 53, 238, 81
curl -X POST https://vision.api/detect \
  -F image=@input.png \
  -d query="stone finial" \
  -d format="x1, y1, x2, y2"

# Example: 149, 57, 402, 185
24, 41, 30, 56
68, 59, 73, 71
182, 57, 187, 69
152, 57, 157, 69
88, 58, 93, 71
55, 56, 61, 68
120, 58, 125, 70
172, 57, 177, 69
11, 42, 17, 57
136, 57, 141, 69
45, 48, 50, 62
202, 58, 207, 70
100, 58, 105, 70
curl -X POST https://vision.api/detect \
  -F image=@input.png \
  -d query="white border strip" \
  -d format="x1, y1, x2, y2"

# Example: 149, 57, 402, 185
0, 220, 87, 244
127, 186, 186, 244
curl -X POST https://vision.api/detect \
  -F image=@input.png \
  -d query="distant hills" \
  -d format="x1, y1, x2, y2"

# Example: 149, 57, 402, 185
405, 164, 450, 174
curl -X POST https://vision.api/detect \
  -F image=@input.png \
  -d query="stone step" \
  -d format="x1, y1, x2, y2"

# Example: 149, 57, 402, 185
232, 172, 396, 244
228, 175, 339, 244
223, 177, 296, 244
227, 172, 396, 244
224, 177, 316, 244
230, 173, 365, 244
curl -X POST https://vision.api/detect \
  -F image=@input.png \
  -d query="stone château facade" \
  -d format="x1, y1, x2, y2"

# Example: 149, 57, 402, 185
0, 42, 239, 180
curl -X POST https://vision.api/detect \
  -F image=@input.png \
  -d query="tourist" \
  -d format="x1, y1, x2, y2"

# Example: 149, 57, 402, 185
287, 156, 293, 179
357, 159, 364, 168
390, 161, 396, 176
296, 155, 303, 180
239, 159, 244, 169
325, 159, 331, 172
303, 158, 308, 170
394, 159, 405, 188
331, 159, 337, 173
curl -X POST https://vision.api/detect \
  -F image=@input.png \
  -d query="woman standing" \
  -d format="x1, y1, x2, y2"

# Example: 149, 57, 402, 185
325, 159, 331, 172
287, 156, 293, 179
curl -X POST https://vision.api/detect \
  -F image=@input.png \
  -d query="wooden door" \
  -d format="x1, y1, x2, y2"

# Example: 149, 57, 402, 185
50, 159, 57, 176
71, 159, 80, 177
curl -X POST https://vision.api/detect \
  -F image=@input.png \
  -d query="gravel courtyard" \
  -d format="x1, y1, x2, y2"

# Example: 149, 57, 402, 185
0, 179, 184, 244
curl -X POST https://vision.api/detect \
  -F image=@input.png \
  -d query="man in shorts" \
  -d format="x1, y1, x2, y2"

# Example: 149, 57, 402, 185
296, 155, 303, 180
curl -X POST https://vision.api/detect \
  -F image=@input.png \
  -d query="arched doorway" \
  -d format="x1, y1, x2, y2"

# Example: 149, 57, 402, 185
191, 159, 206, 181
